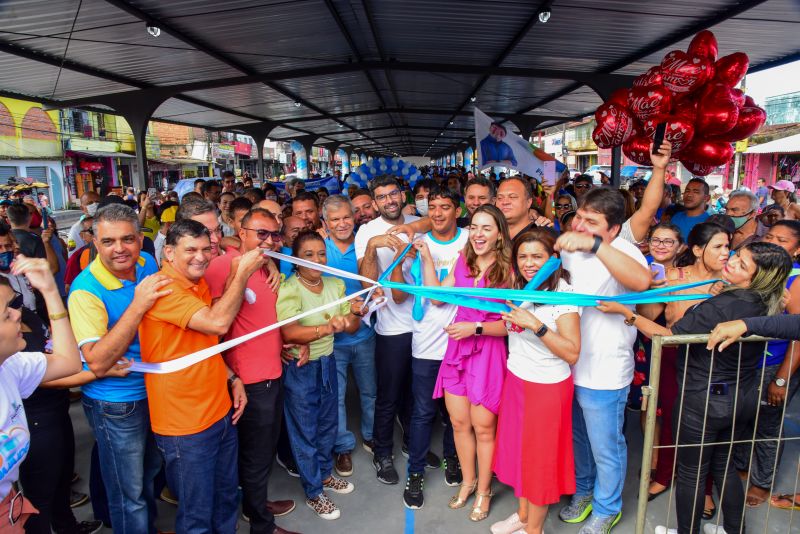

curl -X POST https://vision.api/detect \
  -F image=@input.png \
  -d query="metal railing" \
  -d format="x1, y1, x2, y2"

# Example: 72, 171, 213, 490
635, 334, 799, 534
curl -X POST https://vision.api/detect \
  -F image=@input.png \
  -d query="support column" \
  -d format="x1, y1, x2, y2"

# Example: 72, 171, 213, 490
290, 135, 318, 180
611, 145, 623, 188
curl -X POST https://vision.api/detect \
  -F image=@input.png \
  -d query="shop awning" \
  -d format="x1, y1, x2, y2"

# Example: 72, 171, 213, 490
621, 165, 639, 177
71, 150, 136, 159
745, 133, 800, 155
149, 157, 209, 166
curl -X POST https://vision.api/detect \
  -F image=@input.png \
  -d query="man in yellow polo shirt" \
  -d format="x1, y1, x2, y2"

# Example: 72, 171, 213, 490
139, 219, 265, 533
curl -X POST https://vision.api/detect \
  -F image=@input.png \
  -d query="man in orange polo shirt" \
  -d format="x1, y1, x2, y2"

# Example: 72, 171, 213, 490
205, 208, 299, 534
139, 219, 266, 533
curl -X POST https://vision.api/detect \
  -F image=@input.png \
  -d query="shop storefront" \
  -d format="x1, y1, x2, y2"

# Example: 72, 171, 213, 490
65, 139, 135, 198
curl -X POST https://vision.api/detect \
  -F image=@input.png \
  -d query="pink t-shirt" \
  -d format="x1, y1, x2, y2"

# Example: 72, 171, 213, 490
205, 249, 283, 383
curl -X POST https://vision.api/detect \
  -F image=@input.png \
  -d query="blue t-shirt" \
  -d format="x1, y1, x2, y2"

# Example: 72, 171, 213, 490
756, 186, 770, 209
324, 238, 374, 346
670, 211, 710, 241
763, 262, 800, 367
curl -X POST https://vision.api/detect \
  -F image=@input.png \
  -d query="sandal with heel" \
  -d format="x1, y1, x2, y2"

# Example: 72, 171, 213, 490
469, 489, 494, 522
448, 480, 477, 509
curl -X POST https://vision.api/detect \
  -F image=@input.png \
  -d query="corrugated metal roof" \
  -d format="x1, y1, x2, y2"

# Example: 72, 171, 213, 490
746, 133, 800, 154
0, 0, 796, 156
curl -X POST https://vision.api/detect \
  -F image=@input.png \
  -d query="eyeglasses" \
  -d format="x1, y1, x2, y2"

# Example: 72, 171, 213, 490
374, 189, 402, 203
574, 183, 591, 190
649, 238, 677, 247
79, 228, 93, 235
242, 227, 282, 242
555, 203, 572, 210
8, 490, 24, 525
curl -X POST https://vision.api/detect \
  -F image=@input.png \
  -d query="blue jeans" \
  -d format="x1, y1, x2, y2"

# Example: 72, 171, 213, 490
333, 334, 377, 453
82, 397, 160, 534
408, 357, 456, 474
283, 354, 338, 498
154, 412, 239, 534
572, 385, 629, 518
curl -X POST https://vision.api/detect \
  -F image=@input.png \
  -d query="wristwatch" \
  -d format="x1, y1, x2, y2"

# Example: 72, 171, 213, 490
624, 313, 637, 326
534, 323, 548, 338
773, 376, 787, 388
475, 322, 483, 335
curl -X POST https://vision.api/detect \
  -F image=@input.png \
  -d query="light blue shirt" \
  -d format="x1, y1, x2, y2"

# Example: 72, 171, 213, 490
325, 237, 374, 346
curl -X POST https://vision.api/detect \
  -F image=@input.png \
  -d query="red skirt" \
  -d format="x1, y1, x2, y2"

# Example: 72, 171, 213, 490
492, 372, 575, 506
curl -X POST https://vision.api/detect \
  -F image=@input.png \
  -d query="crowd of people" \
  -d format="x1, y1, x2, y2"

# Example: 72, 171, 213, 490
1, 150, 799, 534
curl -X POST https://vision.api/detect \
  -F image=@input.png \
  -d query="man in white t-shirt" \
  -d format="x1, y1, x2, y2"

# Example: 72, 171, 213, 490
355, 175, 418, 485
555, 188, 651, 534
393, 188, 467, 510
67, 191, 99, 255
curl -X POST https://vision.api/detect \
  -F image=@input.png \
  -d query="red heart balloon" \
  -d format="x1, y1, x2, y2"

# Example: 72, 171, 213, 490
627, 85, 673, 122
687, 30, 719, 62
681, 139, 734, 166
729, 88, 746, 108
633, 66, 663, 88
711, 106, 766, 142
606, 88, 630, 108
643, 116, 696, 154
744, 95, 756, 108
672, 95, 699, 121
623, 136, 653, 166
660, 50, 712, 94
696, 92, 740, 136
680, 159, 716, 176
713, 52, 749, 87
592, 103, 636, 148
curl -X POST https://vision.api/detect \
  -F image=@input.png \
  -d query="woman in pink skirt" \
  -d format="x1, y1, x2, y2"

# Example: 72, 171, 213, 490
431, 205, 512, 522
492, 229, 581, 534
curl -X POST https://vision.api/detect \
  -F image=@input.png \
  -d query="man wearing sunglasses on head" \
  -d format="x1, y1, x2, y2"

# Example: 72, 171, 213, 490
205, 208, 299, 534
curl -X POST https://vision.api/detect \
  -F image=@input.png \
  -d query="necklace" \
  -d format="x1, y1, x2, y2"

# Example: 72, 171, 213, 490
297, 272, 321, 287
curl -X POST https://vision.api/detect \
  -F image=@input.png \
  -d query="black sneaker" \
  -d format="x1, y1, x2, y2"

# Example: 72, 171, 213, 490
69, 490, 89, 508
400, 445, 440, 470
443, 456, 463, 487
55, 520, 103, 534
362, 439, 375, 455
276, 455, 300, 478
373, 455, 399, 485
403, 473, 425, 510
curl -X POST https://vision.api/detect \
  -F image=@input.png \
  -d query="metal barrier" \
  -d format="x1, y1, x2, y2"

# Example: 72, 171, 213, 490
635, 334, 799, 534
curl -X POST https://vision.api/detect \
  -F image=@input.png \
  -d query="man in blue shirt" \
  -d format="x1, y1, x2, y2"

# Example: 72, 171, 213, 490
670, 178, 711, 241
68, 204, 172, 534
755, 178, 770, 210
322, 195, 377, 478
480, 122, 517, 168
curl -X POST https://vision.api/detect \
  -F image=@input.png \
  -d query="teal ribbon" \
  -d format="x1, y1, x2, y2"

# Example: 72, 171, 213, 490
514, 256, 561, 306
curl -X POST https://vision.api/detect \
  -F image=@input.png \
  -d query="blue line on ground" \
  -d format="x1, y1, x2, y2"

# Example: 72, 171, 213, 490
404, 507, 415, 534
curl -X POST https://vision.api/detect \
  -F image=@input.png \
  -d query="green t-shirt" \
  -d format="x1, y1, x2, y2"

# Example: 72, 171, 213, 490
276, 274, 350, 360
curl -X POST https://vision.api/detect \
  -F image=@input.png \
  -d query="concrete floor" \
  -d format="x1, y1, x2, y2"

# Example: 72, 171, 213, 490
66, 383, 800, 534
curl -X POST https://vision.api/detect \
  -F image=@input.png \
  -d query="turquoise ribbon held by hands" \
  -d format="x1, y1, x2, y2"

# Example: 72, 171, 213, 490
410, 253, 425, 321
513, 256, 561, 307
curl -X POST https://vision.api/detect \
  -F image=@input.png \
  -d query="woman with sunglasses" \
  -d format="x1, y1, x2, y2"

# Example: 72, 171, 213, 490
553, 194, 576, 233
0, 256, 81, 532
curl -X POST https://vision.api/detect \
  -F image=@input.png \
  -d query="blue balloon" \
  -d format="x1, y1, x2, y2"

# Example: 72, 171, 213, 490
401, 167, 410, 176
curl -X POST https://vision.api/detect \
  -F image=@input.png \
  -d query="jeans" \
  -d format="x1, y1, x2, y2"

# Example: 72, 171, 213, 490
333, 335, 377, 453
733, 363, 800, 489
238, 379, 283, 534
572, 385, 629, 518
82, 397, 161, 534
283, 355, 338, 499
155, 412, 240, 534
674, 383, 758, 534
373, 332, 413, 458
20, 391, 78, 533
408, 358, 456, 474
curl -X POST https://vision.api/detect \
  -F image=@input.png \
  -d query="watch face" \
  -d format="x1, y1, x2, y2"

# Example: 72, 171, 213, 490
775, 378, 786, 387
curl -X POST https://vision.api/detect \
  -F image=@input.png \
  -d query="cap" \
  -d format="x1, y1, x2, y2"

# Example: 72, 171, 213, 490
0, 199, 12, 206
768, 179, 796, 193
160, 205, 178, 223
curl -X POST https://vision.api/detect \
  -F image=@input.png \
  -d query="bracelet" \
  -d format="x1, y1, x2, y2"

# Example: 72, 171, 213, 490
49, 311, 69, 321
315, 326, 321, 340
590, 235, 603, 254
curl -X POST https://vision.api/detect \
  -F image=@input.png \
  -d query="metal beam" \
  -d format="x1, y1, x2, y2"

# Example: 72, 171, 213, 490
282, 108, 573, 124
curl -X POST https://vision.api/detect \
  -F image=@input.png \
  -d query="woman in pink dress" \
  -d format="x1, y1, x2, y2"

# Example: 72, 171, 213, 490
431, 204, 512, 522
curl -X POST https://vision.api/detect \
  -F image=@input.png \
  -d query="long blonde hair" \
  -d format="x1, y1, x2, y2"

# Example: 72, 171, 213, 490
465, 204, 512, 288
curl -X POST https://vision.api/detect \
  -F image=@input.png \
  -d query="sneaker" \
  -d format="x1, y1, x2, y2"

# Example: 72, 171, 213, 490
490, 512, 526, 534
159, 487, 178, 505
403, 473, 424, 510
443, 456, 463, 487
335, 452, 353, 477
577, 512, 621, 534
373, 455, 399, 485
323, 475, 354, 494
400, 444, 440, 469
559, 494, 593, 523
306, 493, 340, 520
703, 525, 728, 534
276, 455, 300, 478
362, 439, 375, 455
56, 520, 103, 534
655, 527, 678, 534
69, 490, 89, 508
71, 472, 80, 484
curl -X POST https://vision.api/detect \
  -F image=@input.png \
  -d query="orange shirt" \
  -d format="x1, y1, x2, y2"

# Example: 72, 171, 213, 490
138, 262, 231, 436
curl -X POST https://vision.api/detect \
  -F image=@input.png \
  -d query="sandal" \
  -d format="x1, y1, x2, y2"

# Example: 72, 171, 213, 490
770, 493, 800, 511
448, 480, 477, 509
745, 485, 769, 508
702, 503, 716, 520
468, 489, 494, 522
647, 482, 671, 502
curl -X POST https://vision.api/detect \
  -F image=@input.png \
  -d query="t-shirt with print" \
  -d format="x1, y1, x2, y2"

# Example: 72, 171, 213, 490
0, 352, 46, 500
561, 236, 648, 390
507, 279, 580, 383
276, 274, 350, 360
354, 214, 419, 336
411, 229, 468, 360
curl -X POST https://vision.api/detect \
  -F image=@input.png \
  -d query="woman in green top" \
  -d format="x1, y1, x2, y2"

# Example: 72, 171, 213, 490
277, 230, 366, 521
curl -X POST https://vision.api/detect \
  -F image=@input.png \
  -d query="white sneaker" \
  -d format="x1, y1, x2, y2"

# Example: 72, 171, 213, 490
703, 525, 728, 534
655, 527, 678, 534
306, 493, 340, 520
322, 475, 355, 494
491, 512, 526, 534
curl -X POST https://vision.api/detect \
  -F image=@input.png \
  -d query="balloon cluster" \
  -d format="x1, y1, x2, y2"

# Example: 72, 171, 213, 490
349, 157, 421, 188
591, 30, 766, 176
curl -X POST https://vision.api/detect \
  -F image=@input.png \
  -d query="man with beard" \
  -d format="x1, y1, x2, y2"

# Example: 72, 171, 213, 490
291, 191, 322, 230
350, 188, 378, 230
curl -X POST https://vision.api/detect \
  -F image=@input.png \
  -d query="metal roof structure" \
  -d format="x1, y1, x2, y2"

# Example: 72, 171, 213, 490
746, 132, 800, 154
1, 0, 798, 162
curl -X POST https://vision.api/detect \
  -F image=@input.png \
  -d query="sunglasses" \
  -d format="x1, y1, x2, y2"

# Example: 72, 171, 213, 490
555, 203, 572, 210
242, 227, 283, 242
574, 183, 591, 190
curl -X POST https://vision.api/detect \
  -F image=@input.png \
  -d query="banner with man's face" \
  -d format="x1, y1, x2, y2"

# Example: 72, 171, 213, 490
474, 107, 547, 181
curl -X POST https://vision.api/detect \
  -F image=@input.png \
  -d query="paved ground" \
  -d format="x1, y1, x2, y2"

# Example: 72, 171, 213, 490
66, 381, 800, 534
